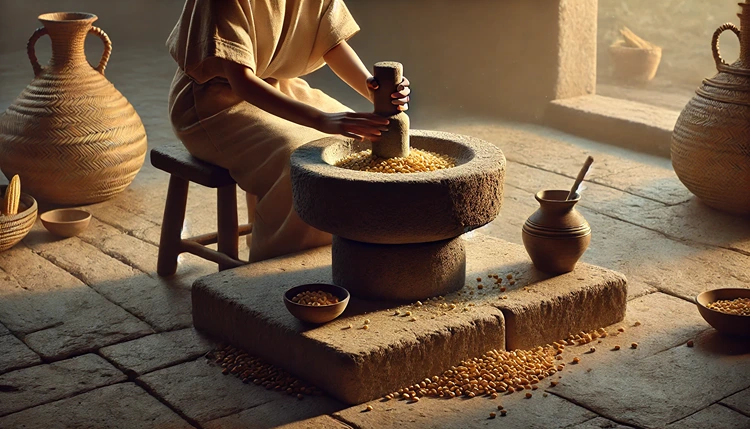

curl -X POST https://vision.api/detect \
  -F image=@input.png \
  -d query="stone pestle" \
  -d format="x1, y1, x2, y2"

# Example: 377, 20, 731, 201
372, 61, 410, 158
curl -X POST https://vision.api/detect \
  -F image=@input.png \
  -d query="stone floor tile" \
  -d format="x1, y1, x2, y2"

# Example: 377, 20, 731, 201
100, 328, 217, 376
635, 199, 750, 255
721, 387, 750, 417
272, 416, 353, 429
0, 354, 126, 417
0, 382, 193, 429
0, 334, 40, 374
0, 322, 8, 336
550, 329, 750, 428
337, 389, 596, 429
203, 394, 345, 429
25, 231, 194, 332
0, 246, 154, 359
138, 358, 282, 423
566, 417, 634, 428
77, 217, 161, 276
665, 404, 750, 428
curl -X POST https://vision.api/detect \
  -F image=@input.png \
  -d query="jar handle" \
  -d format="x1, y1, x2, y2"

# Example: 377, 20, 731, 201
89, 26, 112, 75
26, 27, 48, 77
712, 23, 741, 68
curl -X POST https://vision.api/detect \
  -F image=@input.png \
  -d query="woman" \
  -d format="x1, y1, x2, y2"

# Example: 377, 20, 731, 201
166, 0, 410, 262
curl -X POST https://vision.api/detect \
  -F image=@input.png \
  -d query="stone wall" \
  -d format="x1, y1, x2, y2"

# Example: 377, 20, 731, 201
0, 0, 597, 122
598, 0, 743, 87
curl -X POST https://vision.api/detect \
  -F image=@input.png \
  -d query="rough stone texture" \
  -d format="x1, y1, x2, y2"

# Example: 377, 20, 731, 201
721, 387, 750, 416
458, 234, 627, 350
0, 383, 193, 429
204, 395, 345, 429
100, 328, 217, 376
24, 225, 194, 332
572, 417, 634, 428
551, 328, 750, 428
137, 359, 282, 424
0, 245, 153, 360
193, 233, 627, 404
546, 95, 678, 158
271, 416, 353, 429
331, 235, 465, 301
192, 242, 506, 405
0, 334, 40, 375
0, 354, 125, 417
291, 131, 506, 244
665, 404, 750, 429
0, 323, 7, 336
556, 0, 597, 100
337, 390, 596, 429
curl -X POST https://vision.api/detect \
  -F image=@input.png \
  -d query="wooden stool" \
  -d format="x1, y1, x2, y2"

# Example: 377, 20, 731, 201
150, 144, 251, 276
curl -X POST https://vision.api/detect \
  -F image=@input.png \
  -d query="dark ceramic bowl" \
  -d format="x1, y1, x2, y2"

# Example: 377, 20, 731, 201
695, 288, 750, 337
284, 283, 350, 324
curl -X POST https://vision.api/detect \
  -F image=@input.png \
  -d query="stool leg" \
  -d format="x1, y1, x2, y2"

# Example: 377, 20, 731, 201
157, 175, 189, 276
217, 184, 239, 271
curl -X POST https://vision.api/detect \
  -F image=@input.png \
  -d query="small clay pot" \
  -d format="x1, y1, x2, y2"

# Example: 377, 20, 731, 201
283, 283, 350, 324
522, 190, 591, 275
40, 208, 92, 237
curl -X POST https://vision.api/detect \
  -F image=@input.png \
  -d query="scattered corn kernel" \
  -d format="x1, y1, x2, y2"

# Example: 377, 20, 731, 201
365, 405, 373, 411
501, 410, 508, 416
572, 357, 580, 364
631, 342, 638, 349
364, 319, 370, 325
613, 345, 621, 351
687, 340, 694, 347
490, 412, 497, 418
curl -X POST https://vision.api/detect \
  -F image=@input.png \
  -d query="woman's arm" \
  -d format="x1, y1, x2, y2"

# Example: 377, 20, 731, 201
222, 60, 389, 140
324, 41, 410, 109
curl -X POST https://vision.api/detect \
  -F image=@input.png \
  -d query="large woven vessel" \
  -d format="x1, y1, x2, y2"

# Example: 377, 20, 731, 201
0, 12, 147, 205
671, 1, 750, 215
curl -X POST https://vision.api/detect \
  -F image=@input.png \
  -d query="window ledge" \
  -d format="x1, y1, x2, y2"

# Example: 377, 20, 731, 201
544, 95, 680, 158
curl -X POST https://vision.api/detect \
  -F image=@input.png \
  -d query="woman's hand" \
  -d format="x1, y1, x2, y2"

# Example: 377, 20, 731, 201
367, 76, 411, 111
316, 112, 390, 141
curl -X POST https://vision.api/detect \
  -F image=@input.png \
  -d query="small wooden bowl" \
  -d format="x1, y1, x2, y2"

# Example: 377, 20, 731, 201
40, 208, 92, 237
695, 288, 750, 337
284, 283, 350, 324
0, 189, 37, 252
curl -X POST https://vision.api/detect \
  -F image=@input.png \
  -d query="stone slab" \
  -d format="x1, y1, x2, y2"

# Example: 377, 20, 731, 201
100, 328, 217, 376
551, 328, 750, 428
721, 387, 750, 417
0, 354, 125, 417
192, 233, 626, 404
665, 404, 750, 429
271, 416, 352, 429
204, 394, 345, 429
0, 334, 40, 375
0, 322, 8, 336
336, 389, 596, 429
24, 226, 194, 332
0, 246, 154, 360
0, 383, 193, 429
137, 358, 281, 424
571, 417, 634, 428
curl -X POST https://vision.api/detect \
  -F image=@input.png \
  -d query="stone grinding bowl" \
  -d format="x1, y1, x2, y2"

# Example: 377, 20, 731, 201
284, 283, 350, 324
40, 208, 92, 237
290, 130, 506, 244
695, 288, 750, 337
0, 187, 37, 252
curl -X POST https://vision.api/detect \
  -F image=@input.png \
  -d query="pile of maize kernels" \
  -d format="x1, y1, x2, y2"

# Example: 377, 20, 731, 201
707, 297, 750, 316
291, 290, 339, 306
208, 344, 323, 399
335, 149, 455, 173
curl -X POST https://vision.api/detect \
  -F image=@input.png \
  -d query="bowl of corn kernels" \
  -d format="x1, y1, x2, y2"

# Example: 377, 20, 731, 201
695, 288, 750, 337
284, 283, 350, 324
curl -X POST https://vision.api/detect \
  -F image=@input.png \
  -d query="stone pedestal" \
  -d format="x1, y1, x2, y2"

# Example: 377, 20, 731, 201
192, 234, 627, 405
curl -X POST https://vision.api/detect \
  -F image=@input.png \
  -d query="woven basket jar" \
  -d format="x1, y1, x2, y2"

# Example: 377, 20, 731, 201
0, 12, 147, 205
671, 2, 750, 215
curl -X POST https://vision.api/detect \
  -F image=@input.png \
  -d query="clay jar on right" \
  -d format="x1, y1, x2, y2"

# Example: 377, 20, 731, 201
522, 190, 591, 275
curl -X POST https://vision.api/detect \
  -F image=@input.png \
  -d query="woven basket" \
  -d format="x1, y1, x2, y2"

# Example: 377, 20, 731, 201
0, 186, 38, 252
609, 44, 662, 83
0, 12, 147, 205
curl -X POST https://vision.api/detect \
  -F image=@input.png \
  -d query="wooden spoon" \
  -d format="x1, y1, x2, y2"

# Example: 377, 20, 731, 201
567, 156, 594, 200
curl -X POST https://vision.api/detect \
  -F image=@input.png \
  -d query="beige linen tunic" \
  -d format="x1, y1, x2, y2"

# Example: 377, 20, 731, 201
167, 0, 360, 262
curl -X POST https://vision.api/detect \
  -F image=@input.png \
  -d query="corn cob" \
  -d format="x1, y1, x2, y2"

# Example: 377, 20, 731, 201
3, 175, 21, 216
